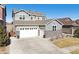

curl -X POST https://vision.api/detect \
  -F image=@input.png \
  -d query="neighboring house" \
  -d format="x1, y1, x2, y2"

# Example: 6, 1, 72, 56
13, 9, 62, 38
0, 4, 6, 33
6, 22, 16, 37
57, 17, 79, 37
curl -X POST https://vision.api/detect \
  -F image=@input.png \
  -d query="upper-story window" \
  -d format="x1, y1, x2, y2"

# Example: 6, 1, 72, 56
19, 15, 22, 20
23, 15, 25, 20
52, 26, 56, 31
19, 15, 25, 20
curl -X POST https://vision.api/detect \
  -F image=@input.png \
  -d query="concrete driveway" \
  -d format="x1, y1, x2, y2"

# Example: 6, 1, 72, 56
9, 37, 63, 54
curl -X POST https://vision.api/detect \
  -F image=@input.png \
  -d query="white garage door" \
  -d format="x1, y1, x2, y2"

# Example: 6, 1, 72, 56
20, 28, 38, 38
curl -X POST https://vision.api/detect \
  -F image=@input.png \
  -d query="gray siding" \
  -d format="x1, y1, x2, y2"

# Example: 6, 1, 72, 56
14, 11, 45, 21
45, 20, 62, 39
46, 20, 62, 31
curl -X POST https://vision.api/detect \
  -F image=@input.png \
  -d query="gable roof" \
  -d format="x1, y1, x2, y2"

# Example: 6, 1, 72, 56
0, 4, 5, 8
75, 19, 79, 24
13, 9, 44, 17
55, 20, 63, 25
57, 17, 72, 25
57, 17, 79, 26
72, 21, 79, 26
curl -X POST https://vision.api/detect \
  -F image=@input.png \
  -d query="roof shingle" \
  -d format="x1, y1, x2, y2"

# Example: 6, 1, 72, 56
13, 9, 44, 17
14, 20, 52, 26
57, 17, 79, 26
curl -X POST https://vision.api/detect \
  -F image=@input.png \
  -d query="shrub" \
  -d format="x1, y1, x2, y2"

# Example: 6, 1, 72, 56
74, 28, 79, 38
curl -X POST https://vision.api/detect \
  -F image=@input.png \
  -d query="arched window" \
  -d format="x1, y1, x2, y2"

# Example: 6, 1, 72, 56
52, 26, 56, 31
54, 26, 56, 31
52, 26, 54, 31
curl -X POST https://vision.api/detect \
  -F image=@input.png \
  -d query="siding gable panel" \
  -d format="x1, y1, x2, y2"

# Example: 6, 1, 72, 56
46, 20, 62, 31
15, 11, 30, 21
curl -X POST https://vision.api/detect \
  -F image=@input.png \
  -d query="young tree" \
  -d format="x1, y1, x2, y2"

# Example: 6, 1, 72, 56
0, 25, 10, 47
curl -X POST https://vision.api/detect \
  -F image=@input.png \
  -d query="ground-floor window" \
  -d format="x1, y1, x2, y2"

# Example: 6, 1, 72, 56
52, 26, 56, 31
19, 27, 38, 30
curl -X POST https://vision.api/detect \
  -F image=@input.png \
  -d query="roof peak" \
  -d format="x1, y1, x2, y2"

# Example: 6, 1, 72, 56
13, 9, 44, 17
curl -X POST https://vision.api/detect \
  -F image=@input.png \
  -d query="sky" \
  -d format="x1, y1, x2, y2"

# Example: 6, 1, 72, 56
6, 4, 79, 22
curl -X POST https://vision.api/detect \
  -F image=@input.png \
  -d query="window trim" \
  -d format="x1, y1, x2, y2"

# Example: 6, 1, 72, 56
19, 15, 25, 20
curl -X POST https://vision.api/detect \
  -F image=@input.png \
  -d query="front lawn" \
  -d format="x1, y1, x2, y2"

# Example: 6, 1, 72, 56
53, 37, 79, 48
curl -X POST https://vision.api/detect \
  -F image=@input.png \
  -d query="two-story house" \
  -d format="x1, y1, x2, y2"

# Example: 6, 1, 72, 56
13, 9, 62, 39
0, 4, 6, 33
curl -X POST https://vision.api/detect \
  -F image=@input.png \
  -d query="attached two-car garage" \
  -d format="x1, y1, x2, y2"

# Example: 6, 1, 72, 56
16, 26, 39, 38
20, 28, 38, 38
